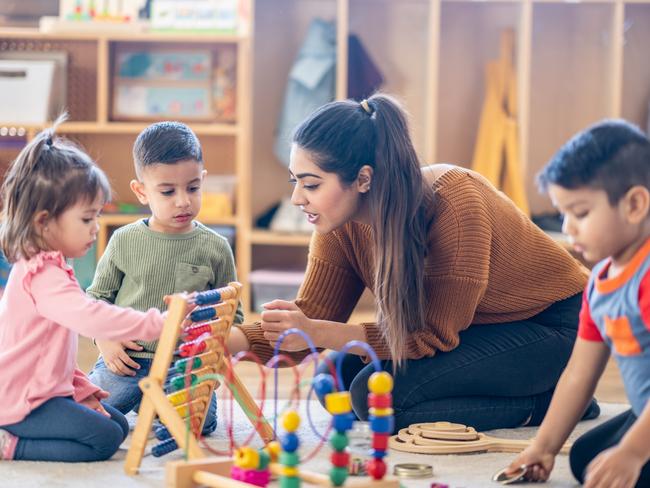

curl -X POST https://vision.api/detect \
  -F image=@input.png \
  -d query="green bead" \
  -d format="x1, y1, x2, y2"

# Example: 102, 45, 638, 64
279, 451, 300, 467
257, 449, 271, 470
329, 466, 348, 486
279, 476, 301, 488
330, 432, 348, 451
175, 357, 201, 373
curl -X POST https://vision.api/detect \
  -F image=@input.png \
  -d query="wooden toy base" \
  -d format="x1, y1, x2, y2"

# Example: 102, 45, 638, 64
167, 458, 401, 488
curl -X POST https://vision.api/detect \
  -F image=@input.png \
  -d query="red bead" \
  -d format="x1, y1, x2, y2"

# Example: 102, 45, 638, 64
372, 433, 389, 450
368, 393, 392, 409
330, 451, 350, 468
366, 458, 387, 480
430, 484, 449, 488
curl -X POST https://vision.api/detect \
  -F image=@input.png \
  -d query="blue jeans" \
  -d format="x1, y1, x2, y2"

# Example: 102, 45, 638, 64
0, 396, 129, 462
317, 293, 598, 432
89, 357, 217, 435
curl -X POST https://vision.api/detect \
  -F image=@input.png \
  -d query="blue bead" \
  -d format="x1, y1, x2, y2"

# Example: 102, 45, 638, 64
312, 373, 335, 396
369, 415, 394, 434
280, 432, 299, 452
372, 449, 387, 459
195, 290, 221, 305
190, 307, 217, 322
152, 438, 178, 457
332, 412, 355, 432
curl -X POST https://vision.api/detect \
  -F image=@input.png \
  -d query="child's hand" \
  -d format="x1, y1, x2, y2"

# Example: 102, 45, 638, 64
260, 300, 315, 351
96, 340, 143, 377
504, 444, 555, 482
79, 390, 110, 417
584, 445, 644, 488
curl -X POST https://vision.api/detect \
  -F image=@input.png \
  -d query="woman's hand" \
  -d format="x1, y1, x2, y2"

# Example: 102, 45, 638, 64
260, 300, 317, 351
504, 444, 556, 482
79, 390, 111, 417
584, 445, 644, 488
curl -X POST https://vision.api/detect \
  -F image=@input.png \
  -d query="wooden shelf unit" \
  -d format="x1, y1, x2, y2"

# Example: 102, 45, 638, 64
0, 16, 255, 308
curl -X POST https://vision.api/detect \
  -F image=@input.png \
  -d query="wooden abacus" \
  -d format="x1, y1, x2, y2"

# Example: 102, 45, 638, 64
124, 282, 274, 475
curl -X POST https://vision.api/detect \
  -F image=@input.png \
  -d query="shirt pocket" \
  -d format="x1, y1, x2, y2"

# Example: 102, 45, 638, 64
173, 262, 214, 293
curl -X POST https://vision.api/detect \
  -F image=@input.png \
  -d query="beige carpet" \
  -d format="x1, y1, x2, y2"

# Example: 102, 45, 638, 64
0, 401, 630, 488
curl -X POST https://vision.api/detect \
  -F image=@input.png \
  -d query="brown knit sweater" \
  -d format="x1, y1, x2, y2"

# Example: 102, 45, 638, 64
240, 167, 588, 362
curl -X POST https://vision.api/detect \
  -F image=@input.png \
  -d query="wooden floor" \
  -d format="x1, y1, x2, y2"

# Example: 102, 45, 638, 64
77, 337, 628, 403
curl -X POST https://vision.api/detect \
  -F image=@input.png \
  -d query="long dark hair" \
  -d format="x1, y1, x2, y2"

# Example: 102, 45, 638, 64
293, 93, 429, 366
0, 114, 111, 262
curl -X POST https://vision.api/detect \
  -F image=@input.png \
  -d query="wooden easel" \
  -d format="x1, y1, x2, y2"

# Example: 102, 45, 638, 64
124, 282, 275, 475
472, 29, 529, 216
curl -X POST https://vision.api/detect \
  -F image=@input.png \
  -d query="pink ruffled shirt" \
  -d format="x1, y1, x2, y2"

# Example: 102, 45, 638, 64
0, 251, 164, 425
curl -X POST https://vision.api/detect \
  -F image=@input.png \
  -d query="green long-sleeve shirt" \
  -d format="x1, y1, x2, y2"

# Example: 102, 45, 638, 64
88, 219, 243, 358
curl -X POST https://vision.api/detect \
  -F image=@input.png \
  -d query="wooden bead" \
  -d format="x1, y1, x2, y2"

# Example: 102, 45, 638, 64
368, 372, 393, 394
244, 469, 271, 487
369, 407, 394, 417
280, 432, 299, 452
329, 466, 348, 486
265, 441, 281, 462
372, 433, 390, 450
369, 415, 394, 434
231, 466, 245, 481
368, 393, 392, 409
330, 432, 348, 451
280, 466, 299, 477
332, 412, 354, 432
279, 451, 300, 467
325, 391, 352, 415
282, 410, 301, 433
257, 449, 271, 470
312, 373, 335, 396
330, 450, 350, 468
234, 446, 259, 469
279, 476, 300, 488
366, 458, 387, 480
371, 448, 387, 459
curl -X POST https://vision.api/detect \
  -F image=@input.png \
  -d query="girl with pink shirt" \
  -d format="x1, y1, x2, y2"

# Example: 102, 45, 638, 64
0, 115, 165, 462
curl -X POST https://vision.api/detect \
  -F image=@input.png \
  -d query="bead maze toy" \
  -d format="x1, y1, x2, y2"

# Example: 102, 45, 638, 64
389, 421, 571, 455
124, 282, 274, 475
164, 332, 401, 488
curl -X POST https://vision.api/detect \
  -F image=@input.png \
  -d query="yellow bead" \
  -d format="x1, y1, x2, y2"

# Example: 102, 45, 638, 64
369, 407, 394, 417
281, 466, 299, 477
282, 410, 301, 432
368, 372, 393, 394
265, 440, 281, 462
325, 391, 352, 415
233, 446, 260, 469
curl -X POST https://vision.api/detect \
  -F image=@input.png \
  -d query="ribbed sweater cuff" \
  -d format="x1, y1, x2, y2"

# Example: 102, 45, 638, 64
361, 323, 391, 360
239, 322, 276, 364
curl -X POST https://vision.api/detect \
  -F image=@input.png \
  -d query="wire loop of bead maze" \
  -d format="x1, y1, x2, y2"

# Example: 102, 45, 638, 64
163, 331, 401, 488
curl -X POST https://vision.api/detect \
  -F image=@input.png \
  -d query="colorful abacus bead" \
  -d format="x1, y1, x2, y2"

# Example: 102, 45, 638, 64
366, 371, 394, 481
232, 447, 271, 487
279, 411, 301, 488
325, 390, 353, 487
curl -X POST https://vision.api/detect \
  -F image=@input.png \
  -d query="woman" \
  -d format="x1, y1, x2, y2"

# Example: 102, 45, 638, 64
228, 94, 598, 431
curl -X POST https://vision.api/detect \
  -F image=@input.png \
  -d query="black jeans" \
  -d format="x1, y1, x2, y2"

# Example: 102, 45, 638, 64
570, 409, 650, 487
317, 293, 591, 432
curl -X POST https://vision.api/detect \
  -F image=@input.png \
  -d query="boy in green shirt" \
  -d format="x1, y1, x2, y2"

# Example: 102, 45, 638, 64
88, 121, 242, 435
